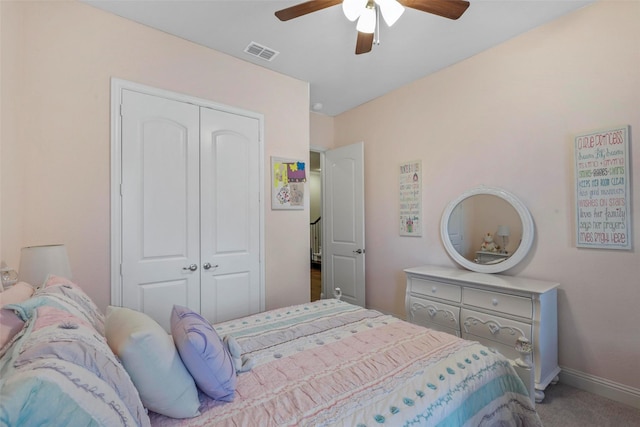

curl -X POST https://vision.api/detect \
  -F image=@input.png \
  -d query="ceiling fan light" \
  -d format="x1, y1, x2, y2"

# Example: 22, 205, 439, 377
376, 0, 404, 27
356, 6, 376, 34
343, 0, 367, 21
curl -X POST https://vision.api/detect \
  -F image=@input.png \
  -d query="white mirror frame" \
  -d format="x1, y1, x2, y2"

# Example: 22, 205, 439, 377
440, 186, 535, 274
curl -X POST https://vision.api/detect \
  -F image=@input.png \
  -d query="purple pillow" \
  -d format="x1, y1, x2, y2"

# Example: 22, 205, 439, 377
170, 305, 237, 401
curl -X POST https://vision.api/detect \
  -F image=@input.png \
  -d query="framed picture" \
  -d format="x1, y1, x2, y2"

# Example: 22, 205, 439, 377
271, 157, 306, 210
574, 125, 631, 249
399, 160, 422, 236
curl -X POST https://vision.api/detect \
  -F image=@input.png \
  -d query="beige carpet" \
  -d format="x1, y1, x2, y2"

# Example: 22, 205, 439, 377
536, 382, 640, 426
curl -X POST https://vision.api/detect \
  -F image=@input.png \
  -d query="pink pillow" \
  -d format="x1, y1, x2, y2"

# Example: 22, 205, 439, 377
0, 282, 35, 307
0, 308, 25, 349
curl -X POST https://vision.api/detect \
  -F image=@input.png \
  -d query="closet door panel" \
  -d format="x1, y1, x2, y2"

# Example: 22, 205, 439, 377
139, 280, 190, 330
201, 274, 252, 323
200, 107, 261, 323
121, 90, 201, 331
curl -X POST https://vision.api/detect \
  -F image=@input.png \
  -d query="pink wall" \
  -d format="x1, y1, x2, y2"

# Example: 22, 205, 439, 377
333, 1, 640, 389
0, 1, 311, 311
310, 112, 335, 150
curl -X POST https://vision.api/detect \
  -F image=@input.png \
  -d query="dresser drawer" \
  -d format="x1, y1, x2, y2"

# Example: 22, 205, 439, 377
408, 278, 461, 302
408, 296, 460, 330
463, 288, 532, 318
461, 308, 532, 347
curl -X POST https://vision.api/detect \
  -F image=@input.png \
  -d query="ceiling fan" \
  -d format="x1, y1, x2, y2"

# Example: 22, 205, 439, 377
275, 0, 470, 55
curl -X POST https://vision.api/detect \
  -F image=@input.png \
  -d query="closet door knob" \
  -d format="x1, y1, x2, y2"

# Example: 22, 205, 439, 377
183, 264, 198, 272
203, 263, 219, 270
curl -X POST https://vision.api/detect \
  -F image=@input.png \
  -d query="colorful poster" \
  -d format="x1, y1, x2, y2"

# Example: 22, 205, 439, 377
272, 157, 306, 210
399, 160, 422, 236
574, 125, 631, 249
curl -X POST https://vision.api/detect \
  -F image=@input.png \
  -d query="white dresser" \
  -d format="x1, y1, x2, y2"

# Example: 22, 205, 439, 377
404, 265, 560, 402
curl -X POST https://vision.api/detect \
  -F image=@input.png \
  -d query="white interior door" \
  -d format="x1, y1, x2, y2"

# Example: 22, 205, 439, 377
121, 90, 200, 331
324, 142, 365, 307
118, 86, 263, 330
200, 107, 261, 323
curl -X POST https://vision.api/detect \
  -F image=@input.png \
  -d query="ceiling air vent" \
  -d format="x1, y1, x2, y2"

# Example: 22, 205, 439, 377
244, 42, 279, 62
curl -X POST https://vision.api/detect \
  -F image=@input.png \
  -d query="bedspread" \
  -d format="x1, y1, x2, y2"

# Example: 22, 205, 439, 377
150, 299, 541, 427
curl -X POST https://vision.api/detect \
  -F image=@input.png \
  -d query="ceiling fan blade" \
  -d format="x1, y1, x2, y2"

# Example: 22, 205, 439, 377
275, 0, 343, 21
355, 31, 374, 55
399, 0, 470, 20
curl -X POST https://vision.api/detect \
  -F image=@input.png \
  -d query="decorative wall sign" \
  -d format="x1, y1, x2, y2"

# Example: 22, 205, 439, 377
399, 160, 422, 236
574, 125, 631, 249
271, 157, 306, 210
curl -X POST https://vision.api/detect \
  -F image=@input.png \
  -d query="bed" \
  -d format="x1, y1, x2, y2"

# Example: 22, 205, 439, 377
1, 278, 540, 427
150, 298, 541, 427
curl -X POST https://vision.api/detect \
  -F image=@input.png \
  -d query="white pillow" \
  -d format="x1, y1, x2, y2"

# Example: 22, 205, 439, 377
105, 306, 200, 419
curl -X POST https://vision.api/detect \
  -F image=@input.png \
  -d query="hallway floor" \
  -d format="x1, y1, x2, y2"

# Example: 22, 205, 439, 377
311, 265, 321, 301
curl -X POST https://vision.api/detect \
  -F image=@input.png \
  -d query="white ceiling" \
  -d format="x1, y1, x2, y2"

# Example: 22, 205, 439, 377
85, 0, 594, 116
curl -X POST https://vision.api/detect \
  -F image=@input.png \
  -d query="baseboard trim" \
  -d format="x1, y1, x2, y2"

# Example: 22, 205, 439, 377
559, 366, 640, 410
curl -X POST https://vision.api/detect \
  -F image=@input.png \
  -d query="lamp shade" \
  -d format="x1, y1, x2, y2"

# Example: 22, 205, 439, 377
19, 244, 72, 287
497, 225, 510, 237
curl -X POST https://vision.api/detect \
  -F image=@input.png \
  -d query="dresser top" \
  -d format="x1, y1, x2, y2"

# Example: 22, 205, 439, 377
404, 265, 559, 294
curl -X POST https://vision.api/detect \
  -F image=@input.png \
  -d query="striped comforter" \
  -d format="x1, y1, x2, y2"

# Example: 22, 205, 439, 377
150, 299, 541, 427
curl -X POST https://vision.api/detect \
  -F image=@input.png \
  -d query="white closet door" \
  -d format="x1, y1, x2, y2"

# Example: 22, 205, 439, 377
121, 90, 200, 331
199, 107, 261, 323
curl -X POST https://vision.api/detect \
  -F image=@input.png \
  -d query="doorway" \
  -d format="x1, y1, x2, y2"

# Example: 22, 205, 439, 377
309, 150, 322, 301
309, 142, 365, 307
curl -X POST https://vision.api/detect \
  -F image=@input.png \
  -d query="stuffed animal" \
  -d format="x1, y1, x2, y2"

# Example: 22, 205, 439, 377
480, 233, 500, 253
223, 335, 254, 374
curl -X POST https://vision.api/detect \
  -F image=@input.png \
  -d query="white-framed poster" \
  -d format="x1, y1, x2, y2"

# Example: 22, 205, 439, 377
399, 160, 422, 236
271, 157, 306, 210
574, 125, 631, 249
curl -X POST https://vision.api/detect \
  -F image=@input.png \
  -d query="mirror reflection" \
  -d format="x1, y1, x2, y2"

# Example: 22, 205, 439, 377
447, 195, 522, 265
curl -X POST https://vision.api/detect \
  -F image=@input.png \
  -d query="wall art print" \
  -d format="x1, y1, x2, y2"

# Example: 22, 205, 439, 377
272, 157, 306, 210
574, 125, 631, 250
399, 160, 422, 236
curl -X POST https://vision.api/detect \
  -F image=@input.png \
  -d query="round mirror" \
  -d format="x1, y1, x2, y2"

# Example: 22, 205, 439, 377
440, 186, 534, 274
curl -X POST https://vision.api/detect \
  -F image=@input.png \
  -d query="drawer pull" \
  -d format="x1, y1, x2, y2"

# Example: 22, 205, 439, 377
492, 298, 499, 306
488, 323, 500, 335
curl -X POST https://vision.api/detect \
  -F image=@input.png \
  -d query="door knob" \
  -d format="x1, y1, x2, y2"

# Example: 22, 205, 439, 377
203, 263, 219, 270
353, 249, 365, 254
183, 264, 198, 272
